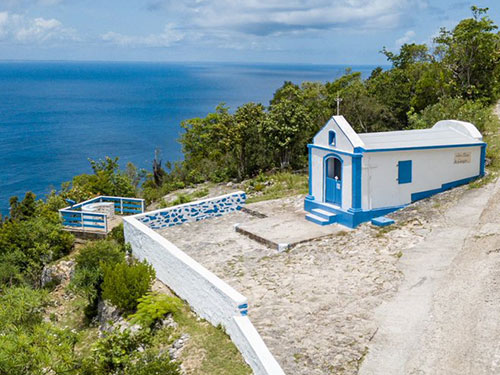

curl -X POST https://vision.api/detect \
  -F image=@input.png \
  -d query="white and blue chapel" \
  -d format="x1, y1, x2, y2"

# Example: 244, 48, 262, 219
305, 116, 486, 228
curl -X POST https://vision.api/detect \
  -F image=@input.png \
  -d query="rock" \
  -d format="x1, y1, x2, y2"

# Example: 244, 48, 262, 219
97, 300, 142, 335
41, 260, 75, 287
169, 333, 190, 360
158, 313, 178, 329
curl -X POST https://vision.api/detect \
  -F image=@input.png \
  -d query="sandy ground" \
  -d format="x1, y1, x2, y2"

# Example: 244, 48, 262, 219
159, 184, 487, 375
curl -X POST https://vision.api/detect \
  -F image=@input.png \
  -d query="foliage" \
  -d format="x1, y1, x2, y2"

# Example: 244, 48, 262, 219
71, 240, 125, 300
407, 96, 494, 132
0, 196, 74, 287
262, 82, 313, 169
123, 351, 180, 375
0, 287, 78, 375
129, 292, 182, 328
62, 157, 137, 202
101, 259, 155, 313
245, 172, 308, 204
434, 6, 500, 101
81, 328, 151, 374
109, 223, 125, 246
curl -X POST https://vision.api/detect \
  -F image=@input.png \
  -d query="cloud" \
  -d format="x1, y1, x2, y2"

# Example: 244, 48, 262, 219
101, 24, 184, 47
1, 0, 64, 10
0, 11, 78, 43
150, 0, 429, 37
396, 30, 416, 46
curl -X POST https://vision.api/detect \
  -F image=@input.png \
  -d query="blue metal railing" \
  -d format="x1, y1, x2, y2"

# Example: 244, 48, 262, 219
59, 196, 145, 232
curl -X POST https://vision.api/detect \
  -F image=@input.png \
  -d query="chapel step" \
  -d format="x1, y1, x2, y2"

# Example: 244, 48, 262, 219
310, 208, 337, 223
306, 213, 336, 226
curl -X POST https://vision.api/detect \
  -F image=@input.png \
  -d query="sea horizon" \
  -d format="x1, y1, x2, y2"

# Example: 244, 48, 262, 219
0, 61, 382, 215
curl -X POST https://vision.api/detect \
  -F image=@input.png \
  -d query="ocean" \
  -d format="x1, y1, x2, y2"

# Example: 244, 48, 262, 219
0, 61, 378, 215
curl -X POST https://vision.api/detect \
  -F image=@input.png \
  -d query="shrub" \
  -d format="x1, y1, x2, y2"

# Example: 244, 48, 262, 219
101, 259, 155, 313
0, 215, 74, 286
124, 351, 180, 375
81, 328, 152, 374
71, 240, 125, 300
129, 292, 182, 328
109, 223, 125, 246
0, 287, 47, 329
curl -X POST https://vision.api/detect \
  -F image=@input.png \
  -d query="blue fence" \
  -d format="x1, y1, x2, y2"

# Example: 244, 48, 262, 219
59, 196, 145, 232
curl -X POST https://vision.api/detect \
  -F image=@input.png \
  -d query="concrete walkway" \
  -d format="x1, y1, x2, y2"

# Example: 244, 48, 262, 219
360, 179, 500, 375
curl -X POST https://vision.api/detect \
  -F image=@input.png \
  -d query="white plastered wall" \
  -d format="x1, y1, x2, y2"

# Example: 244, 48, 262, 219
361, 146, 481, 209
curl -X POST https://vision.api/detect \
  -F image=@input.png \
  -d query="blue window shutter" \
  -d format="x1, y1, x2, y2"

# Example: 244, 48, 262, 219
398, 160, 412, 184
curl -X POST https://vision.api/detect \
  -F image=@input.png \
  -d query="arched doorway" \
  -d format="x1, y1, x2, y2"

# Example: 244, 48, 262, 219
325, 156, 342, 206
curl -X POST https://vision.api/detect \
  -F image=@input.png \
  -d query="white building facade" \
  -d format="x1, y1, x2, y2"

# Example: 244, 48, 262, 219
305, 116, 486, 228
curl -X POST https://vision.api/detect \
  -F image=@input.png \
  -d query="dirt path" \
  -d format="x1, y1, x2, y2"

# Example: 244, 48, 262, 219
360, 175, 500, 373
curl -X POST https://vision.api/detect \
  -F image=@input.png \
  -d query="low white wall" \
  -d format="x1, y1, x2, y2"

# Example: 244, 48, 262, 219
123, 214, 285, 375
135, 191, 246, 229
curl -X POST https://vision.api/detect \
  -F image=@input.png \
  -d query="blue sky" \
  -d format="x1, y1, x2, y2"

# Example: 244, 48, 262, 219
0, 0, 499, 64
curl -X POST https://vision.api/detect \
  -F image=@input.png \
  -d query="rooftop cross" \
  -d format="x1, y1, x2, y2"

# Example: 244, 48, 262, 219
335, 93, 343, 116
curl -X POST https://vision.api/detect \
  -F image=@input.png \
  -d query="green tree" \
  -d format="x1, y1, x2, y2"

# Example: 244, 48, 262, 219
63, 157, 136, 201
262, 82, 313, 169
434, 6, 500, 101
231, 102, 267, 179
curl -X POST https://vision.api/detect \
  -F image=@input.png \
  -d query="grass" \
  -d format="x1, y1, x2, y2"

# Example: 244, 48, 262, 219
469, 105, 500, 189
244, 171, 308, 203
175, 305, 252, 375
160, 187, 210, 208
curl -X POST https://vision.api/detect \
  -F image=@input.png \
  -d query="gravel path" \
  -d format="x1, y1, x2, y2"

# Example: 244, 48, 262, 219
359, 179, 499, 374
160, 186, 479, 375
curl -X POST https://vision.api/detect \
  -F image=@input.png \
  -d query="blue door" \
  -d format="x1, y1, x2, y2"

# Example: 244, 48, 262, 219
325, 157, 342, 206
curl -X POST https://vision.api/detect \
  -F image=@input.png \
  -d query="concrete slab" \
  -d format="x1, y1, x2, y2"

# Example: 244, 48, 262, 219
236, 212, 346, 250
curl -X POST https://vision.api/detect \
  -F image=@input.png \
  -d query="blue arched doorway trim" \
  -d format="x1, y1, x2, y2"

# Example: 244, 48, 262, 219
323, 153, 343, 206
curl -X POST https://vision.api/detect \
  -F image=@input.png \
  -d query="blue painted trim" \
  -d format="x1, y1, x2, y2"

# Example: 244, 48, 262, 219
304, 197, 404, 228
411, 175, 480, 202
361, 142, 485, 153
308, 146, 312, 196
371, 216, 395, 227
322, 153, 343, 207
331, 117, 357, 149
238, 303, 248, 309
480, 144, 486, 176
308, 143, 361, 157
352, 154, 362, 210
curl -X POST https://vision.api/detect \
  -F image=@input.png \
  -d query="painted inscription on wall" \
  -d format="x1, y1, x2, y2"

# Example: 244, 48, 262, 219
454, 151, 472, 164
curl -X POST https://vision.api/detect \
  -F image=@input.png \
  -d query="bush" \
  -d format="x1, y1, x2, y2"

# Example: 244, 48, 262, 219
81, 329, 179, 375
71, 240, 125, 300
81, 328, 151, 374
101, 259, 155, 313
129, 292, 182, 328
71, 240, 125, 320
0, 286, 78, 375
0, 215, 74, 286
0, 287, 47, 329
124, 351, 180, 375
109, 223, 125, 246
